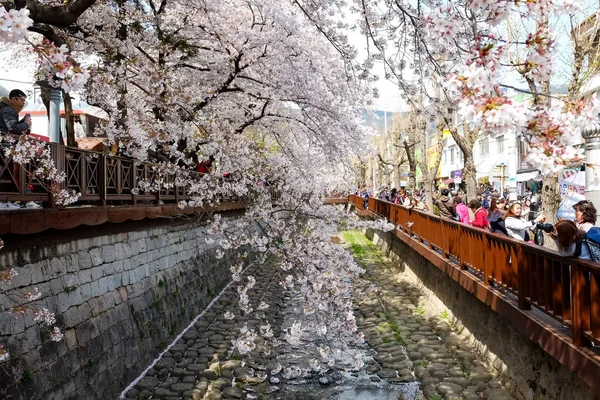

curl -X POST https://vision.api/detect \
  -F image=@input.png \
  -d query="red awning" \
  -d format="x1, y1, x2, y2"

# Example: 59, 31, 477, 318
443, 179, 455, 185
29, 133, 49, 142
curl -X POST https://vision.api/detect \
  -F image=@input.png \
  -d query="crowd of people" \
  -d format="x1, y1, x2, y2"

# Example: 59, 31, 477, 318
358, 185, 600, 262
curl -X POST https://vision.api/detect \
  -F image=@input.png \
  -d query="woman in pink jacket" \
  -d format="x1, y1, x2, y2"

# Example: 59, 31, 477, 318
453, 196, 470, 224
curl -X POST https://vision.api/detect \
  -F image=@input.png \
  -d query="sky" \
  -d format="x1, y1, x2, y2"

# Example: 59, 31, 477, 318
2, 2, 598, 106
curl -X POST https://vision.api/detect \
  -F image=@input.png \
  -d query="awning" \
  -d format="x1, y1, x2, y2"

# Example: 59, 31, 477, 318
443, 179, 455, 185
516, 171, 539, 182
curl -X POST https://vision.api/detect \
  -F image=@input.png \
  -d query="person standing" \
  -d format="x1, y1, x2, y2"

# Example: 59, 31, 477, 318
550, 220, 592, 260
0, 89, 31, 135
453, 196, 470, 224
468, 199, 489, 229
435, 188, 455, 219
503, 202, 545, 241
488, 197, 507, 234
572, 200, 597, 233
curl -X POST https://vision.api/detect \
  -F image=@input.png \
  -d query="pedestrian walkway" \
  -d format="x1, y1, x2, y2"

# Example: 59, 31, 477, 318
122, 232, 514, 400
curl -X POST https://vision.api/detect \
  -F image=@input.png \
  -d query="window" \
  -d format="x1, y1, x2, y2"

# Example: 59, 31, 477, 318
479, 136, 489, 156
444, 149, 447, 163
496, 135, 504, 154
450, 145, 455, 163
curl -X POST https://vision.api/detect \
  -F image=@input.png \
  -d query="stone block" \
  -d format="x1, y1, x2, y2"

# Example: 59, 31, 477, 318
89, 248, 103, 267
113, 260, 124, 274
50, 277, 64, 296
62, 273, 80, 289
118, 287, 128, 302
114, 302, 129, 322
98, 277, 109, 295
57, 290, 82, 314
29, 261, 45, 284
75, 319, 98, 345
107, 275, 117, 292
90, 281, 103, 298
65, 254, 80, 273
78, 269, 93, 285
114, 243, 127, 261
64, 328, 78, 350
101, 245, 116, 263
78, 251, 93, 270
51, 257, 67, 278
89, 296, 108, 317
63, 303, 90, 328
121, 271, 130, 286
122, 258, 132, 272
102, 291, 118, 309
91, 266, 103, 281
11, 266, 32, 288
79, 283, 92, 301
0, 311, 25, 335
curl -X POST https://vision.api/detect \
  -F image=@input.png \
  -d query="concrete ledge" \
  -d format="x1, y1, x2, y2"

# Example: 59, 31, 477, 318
0, 202, 245, 236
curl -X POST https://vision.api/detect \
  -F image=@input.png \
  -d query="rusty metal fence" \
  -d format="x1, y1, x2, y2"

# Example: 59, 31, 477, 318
351, 195, 600, 348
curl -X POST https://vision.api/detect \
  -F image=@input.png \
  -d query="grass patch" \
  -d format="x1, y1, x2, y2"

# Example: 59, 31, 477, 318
388, 321, 406, 345
342, 230, 385, 264
20, 370, 33, 384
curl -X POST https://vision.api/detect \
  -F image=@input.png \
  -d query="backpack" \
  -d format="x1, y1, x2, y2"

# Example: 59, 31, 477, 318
574, 227, 600, 262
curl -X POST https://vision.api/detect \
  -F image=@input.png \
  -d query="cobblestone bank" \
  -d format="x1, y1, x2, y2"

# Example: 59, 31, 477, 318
367, 228, 600, 400
345, 231, 513, 400
126, 231, 514, 400
125, 257, 284, 400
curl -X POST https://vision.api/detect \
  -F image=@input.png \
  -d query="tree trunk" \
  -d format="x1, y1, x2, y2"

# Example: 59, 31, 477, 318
393, 163, 401, 189
424, 180, 434, 212
408, 166, 416, 192
463, 151, 477, 201
541, 174, 560, 225
63, 92, 77, 147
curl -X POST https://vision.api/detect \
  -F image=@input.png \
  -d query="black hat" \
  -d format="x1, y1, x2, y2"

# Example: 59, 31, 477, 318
9, 89, 26, 99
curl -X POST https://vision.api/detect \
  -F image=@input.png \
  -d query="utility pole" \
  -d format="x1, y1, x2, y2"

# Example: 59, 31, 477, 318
500, 163, 505, 194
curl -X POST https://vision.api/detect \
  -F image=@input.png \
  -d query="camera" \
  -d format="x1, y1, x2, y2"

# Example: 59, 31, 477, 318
536, 222, 554, 233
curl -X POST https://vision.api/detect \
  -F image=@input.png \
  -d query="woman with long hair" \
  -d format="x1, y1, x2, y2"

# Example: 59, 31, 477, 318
487, 197, 507, 234
503, 202, 545, 241
521, 198, 532, 221
551, 220, 591, 259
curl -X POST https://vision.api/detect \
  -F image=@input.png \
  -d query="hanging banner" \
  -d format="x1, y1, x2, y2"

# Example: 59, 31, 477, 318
557, 168, 586, 220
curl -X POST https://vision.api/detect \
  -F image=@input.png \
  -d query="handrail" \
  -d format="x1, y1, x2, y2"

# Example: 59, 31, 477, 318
350, 194, 600, 349
0, 140, 212, 207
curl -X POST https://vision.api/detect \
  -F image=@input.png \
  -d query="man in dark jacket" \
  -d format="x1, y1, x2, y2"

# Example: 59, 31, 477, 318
435, 188, 455, 219
0, 89, 31, 135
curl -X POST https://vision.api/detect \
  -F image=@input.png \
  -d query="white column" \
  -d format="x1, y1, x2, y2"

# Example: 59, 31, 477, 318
48, 88, 62, 143
582, 123, 600, 224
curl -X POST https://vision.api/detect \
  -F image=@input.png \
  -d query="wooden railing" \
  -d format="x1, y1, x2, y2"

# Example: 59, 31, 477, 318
0, 141, 206, 206
351, 195, 600, 348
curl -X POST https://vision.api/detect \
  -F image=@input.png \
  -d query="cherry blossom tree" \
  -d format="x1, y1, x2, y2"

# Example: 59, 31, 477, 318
0, 0, 400, 372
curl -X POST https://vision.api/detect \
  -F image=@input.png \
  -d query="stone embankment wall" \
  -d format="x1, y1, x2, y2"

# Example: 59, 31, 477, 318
365, 229, 599, 400
0, 220, 245, 400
